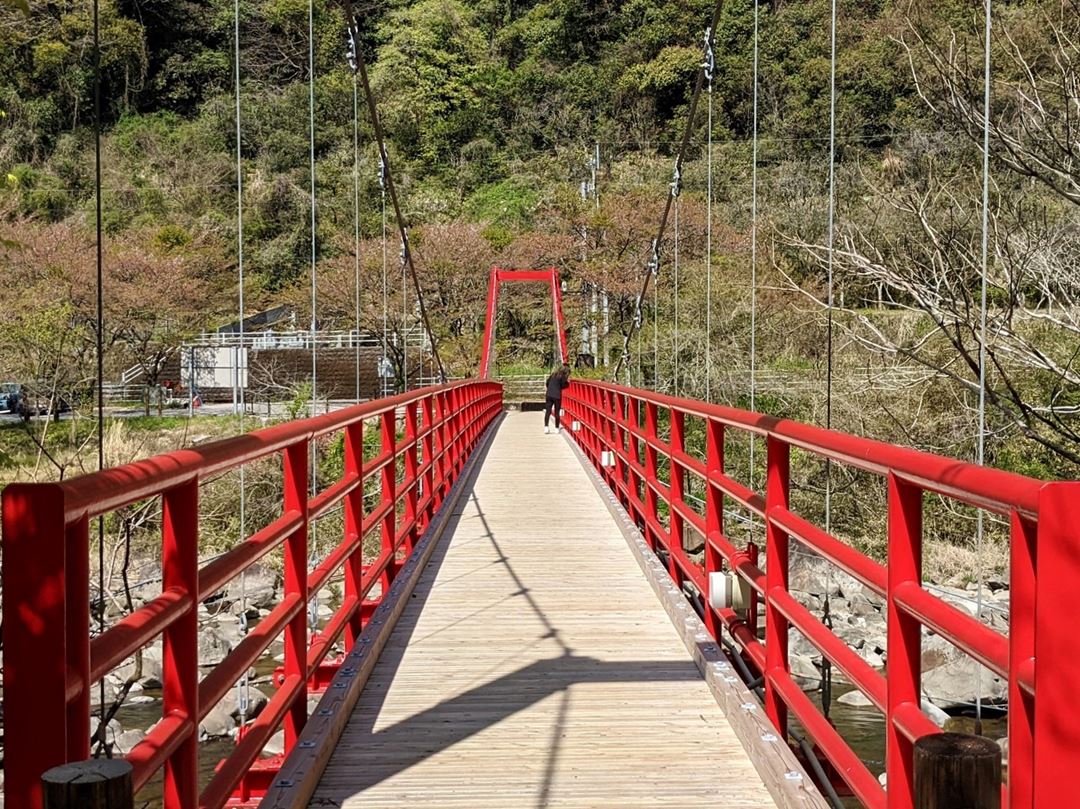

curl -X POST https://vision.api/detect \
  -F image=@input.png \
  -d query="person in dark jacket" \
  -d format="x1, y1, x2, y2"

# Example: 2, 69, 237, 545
544, 364, 571, 433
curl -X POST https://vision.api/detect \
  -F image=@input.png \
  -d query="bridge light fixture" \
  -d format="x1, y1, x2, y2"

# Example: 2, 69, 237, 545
708, 570, 751, 611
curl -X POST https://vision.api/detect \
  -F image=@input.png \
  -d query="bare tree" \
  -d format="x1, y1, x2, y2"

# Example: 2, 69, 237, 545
782, 137, 1080, 465
899, 0, 1080, 205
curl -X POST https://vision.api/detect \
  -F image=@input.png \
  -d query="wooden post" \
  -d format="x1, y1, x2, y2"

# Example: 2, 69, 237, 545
913, 733, 1000, 809
42, 760, 133, 809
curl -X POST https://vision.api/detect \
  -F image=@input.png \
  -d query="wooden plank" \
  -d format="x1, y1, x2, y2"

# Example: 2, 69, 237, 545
282, 412, 792, 808
566, 430, 830, 809
259, 414, 504, 809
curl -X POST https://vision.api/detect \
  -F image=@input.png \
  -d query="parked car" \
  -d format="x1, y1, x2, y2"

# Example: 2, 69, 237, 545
0, 382, 24, 416
0, 383, 71, 420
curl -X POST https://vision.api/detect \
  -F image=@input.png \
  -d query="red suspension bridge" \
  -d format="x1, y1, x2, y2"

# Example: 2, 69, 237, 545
3, 0, 1077, 803
3, 272, 1079, 809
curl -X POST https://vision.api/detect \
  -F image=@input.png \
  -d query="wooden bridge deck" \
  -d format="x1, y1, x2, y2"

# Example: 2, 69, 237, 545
303, 411, 781, 808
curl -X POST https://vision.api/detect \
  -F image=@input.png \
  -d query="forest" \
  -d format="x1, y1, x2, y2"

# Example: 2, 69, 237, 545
1, 0, 1079, 578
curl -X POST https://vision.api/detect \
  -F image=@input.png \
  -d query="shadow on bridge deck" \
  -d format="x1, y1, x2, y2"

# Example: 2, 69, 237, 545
281, 411, 780, 808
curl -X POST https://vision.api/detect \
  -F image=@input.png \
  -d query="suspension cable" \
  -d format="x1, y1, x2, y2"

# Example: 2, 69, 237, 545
974, 0, 994, 734
653, 267, 659, 387
704, 26, 714, 402
821, 0, 839, 721
612, 0, 727, 381
342, 2, 447, 383
401, 233, 408, 390
673, 192, 681, 396
748, 0, 759, 491
348, 29, 361, 403
233, 0, 251, 728
307, 0, 320, 588
92, 0, 106, 751
631, 262, 641, 381
825, 0, 838, 535
380, 156, 388, 393
309, 0, 318, 417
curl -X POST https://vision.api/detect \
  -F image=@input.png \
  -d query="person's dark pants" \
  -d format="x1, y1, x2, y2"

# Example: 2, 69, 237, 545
544, 396, 561, 429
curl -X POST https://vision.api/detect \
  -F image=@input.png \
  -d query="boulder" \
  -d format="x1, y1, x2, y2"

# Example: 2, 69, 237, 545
838, 690, 873, 708
790, 560, 840, 597
921, 698, 949, 728
850, 593, 882, 617
866, 635, 887, 656
198, 626, 232, 667
200, 702, 236, 739
832, 619, 869, 649
923, 656, 1007, 711
88, 678, 117, 709
212, 686, 270, 723
114, 729, 146, 755
789, 653, 822, 685
226, 565, 280, 611
934, 586, 980, 617
788, 628, 819, 659
141, 643, 164, 688
90, 717, 122, 747
920, 631, 955, 671
857, 648, 884, 669
262, 730, 286, 758
213, 619, 245, 649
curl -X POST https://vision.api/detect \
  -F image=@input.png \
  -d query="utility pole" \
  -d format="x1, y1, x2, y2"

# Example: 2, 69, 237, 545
188, 345, 195, 418
594, 143, 609, 367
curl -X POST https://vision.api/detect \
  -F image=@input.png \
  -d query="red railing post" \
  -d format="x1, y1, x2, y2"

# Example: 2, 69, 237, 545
422, 395, 436, 528
435, 391, 449, 503
1008, 508, 1035, 809
764, 436, 790, 736
582, 385, 596, 462
66, 515, 91, 762
591, 385, 603, 464
668, 408, 686, 584
1032, 482, 1080, 808
704, 418, 724, 639
747, 540, 760, 640
344, 420, 365, 647
598, 389, 612, 485
613, 393, 628, 506
404, 401, 419, 554
283, 442, 309, 748
468, 387, 479, 448
643, 401, 660, 551
161, 479, 199, 809
1, 484, 69, 809
446, 389, 459, 481
885, 472, 922, 809
628, 397, 643, 517
380, 409, 398, 587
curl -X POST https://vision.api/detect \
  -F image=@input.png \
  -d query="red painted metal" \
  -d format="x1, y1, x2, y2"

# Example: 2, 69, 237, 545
478, 266, 570, 377
562, 378, 1080, 809
1, 380, 502, 809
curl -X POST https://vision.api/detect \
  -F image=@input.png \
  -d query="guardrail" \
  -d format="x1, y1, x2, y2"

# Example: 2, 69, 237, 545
1, 380, 503, 809
562, 379, 1078, 809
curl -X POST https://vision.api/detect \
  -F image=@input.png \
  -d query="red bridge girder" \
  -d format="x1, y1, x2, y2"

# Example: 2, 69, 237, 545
1, 381, 503, 809
562, 378, 1080, 809
479, 266, 569, 378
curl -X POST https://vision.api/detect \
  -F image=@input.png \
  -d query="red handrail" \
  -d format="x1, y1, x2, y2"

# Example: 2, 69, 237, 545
1, 380, 503, 809
562, 379, 1079, 809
